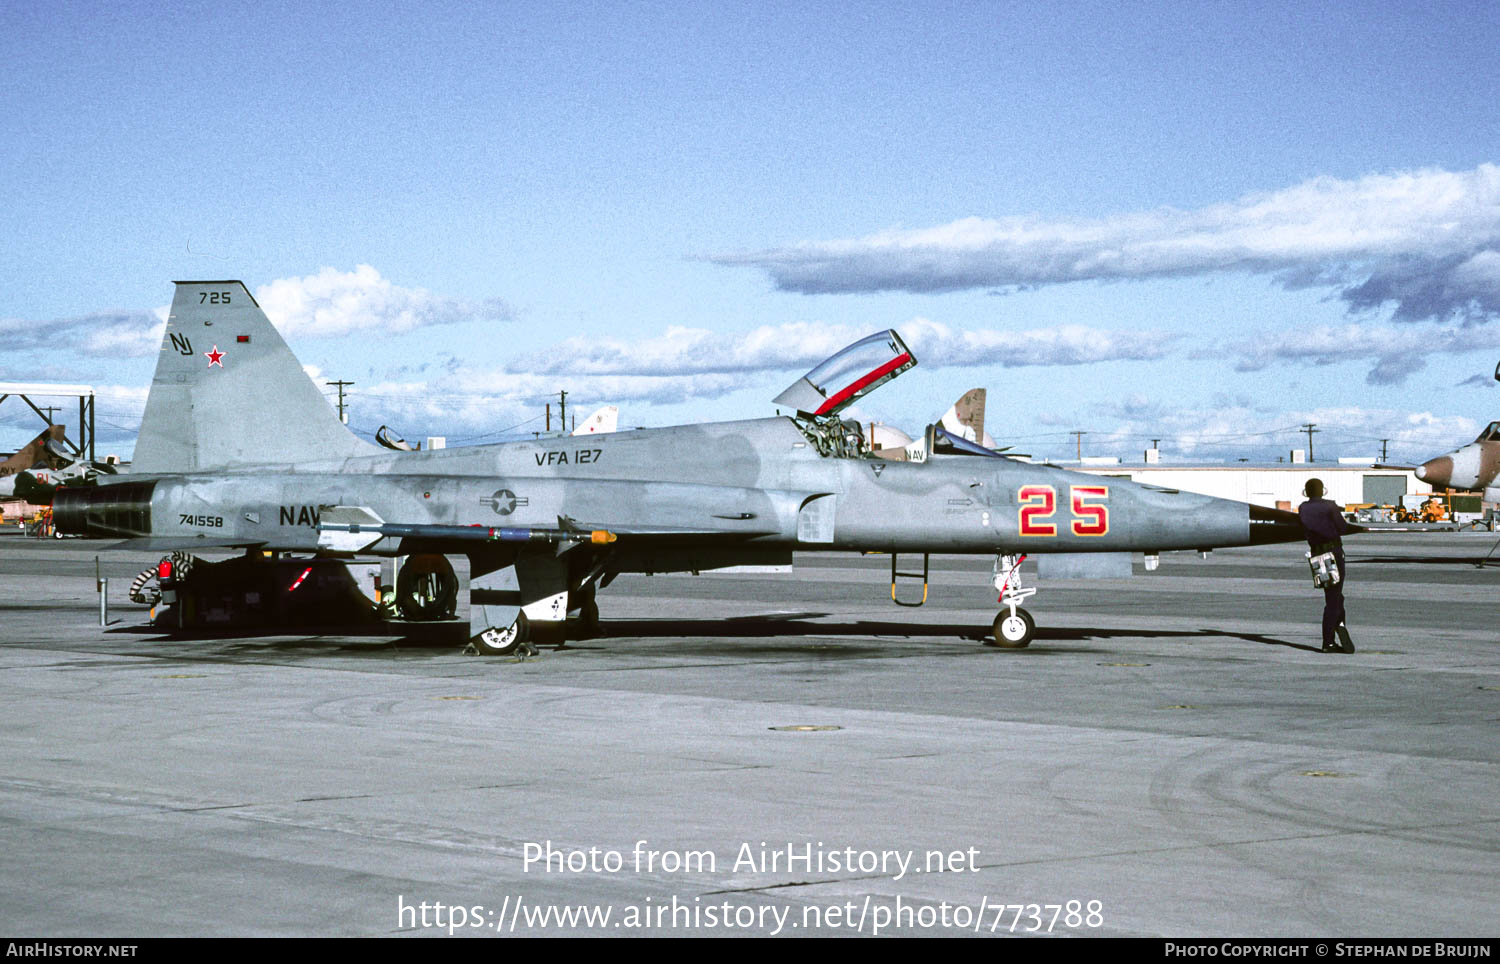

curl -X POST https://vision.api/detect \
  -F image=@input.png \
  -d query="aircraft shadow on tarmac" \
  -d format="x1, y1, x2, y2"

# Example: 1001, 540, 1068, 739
104, 614, 1316, 655
1357, 554, 1500, 566
106, 619, 462, 646
596, 619, 1315, 653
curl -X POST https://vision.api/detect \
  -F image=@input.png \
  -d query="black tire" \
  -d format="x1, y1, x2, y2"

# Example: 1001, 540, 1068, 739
470, 613, 531, 655
989, 607, 1035, 648
396, 554, 458, 621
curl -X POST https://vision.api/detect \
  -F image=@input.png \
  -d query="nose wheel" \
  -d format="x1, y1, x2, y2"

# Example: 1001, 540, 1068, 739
992, 607, 1035, 648
988, 553, 1038, 648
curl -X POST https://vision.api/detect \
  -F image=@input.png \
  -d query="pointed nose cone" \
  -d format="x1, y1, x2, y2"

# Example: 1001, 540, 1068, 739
1416, 456, 1452, 487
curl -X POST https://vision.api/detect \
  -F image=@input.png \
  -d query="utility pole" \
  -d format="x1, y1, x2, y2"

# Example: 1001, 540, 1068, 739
1070, 430, 1087, 461
1301, 423, 1319, 462
1379, 438, 1390, 463
39, 405, 60, 424
559, 390, 567, 432
326, 380, 353, 424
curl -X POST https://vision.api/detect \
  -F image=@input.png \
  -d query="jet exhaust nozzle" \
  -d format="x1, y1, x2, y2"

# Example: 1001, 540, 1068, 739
53, 481, 158, 538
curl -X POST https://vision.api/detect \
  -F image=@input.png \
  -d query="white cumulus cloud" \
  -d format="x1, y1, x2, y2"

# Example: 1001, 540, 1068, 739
0, 307, 168, 358
7, 267, 511, 362
254, 265, 513, 337
351, 319, 1178, 440
515, 319, 1174, 377
1216, 322, 1500, 385
715, 164, 1500, 324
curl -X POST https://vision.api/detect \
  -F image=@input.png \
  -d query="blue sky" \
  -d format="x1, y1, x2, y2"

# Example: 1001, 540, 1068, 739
4, 0, 1499, 464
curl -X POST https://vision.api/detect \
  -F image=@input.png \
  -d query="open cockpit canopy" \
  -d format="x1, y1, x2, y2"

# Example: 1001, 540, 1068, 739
1477, 421, 1500, 443
774, 330, 915, 418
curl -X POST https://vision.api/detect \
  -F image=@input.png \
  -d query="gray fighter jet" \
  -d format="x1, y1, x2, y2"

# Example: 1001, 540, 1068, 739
55, 281, 1306, 652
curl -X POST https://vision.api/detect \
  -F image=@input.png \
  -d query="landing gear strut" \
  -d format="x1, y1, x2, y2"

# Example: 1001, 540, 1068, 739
576, 595, 600, 636
464, 552, 613, 656
567, 582, 601, 638
988, 553, 1037, 648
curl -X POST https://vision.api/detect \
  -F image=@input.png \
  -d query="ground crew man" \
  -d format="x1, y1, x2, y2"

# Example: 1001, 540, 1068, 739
1297, 478, 1357, 653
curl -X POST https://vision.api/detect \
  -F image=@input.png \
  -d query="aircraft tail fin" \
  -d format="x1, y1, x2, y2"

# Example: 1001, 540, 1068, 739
939, 388, 997, 449
131, 281, 377, 474
571, 404, 619, 436
0, 424, 67, 477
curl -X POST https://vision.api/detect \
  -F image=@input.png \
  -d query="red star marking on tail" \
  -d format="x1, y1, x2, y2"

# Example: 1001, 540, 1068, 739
205, 346, 225, 367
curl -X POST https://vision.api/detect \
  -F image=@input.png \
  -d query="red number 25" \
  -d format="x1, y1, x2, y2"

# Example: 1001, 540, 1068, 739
1018, 484, 1109, 536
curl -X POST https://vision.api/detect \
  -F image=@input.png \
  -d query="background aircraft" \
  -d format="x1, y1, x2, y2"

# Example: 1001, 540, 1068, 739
55, 281, 1309, 653
1414, 362, 1500, 500
1415, 421, 1500, 501
0, 425, 115, 502
0, 425, 68, 498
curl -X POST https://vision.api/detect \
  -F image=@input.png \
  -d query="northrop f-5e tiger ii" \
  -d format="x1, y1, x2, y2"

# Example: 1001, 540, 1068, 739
55, 281, 1308, 653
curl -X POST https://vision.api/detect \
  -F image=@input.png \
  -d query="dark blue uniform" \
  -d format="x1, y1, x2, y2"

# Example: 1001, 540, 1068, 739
1298, 497, 1354, 650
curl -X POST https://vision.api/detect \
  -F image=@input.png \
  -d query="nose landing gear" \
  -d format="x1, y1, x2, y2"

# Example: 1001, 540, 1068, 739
988, 553, 1037, 648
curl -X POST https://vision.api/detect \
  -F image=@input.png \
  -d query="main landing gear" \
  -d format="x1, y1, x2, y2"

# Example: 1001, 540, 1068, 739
468, 612, 537, 657
465, 582, 603, 657
989, 553, 1037, 648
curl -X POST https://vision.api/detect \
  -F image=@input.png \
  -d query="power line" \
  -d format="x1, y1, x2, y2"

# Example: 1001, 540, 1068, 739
447, 412, 548, 444
1301, 423, 1320, 462
325, 380, 353, 423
